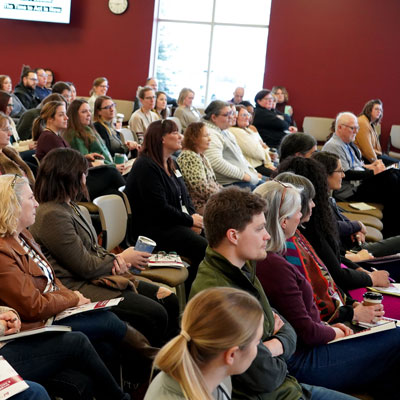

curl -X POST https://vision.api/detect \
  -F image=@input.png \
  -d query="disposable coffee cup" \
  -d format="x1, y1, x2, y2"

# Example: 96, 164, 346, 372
135, 236, 156, 253
363, 291, 383, 307
114, 153, 126, 165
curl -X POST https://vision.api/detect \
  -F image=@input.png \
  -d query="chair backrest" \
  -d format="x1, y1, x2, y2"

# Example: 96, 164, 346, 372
118, 185, 132, 214
119, 127, 135, 142
93, 194, 128, 251
167, 116, 183, 133
390, 125, 400, 149
302, 116, 335, 143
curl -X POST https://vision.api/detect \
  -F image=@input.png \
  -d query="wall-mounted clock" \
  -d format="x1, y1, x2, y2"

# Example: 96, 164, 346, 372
108, 0, 129, 15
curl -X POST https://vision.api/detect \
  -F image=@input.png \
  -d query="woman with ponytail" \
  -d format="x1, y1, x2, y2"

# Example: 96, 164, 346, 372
145, 287, 264, 400
33, 100, 69, 160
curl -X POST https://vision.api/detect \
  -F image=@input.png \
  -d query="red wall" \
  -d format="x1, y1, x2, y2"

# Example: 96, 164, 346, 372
0, 0, 155, 101
265, 0, 400, 147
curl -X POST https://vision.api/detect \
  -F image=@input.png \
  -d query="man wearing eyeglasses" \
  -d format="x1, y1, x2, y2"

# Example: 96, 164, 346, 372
34, 68, 51, 101
323, 111, 400, 237
13, 69, 40, 110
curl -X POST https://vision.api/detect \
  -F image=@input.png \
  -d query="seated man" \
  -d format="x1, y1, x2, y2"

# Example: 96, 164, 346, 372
129, 86, 159, 138
190, 187, 354, 400
14, 68, 40, 110
229, 86, 245, 104
322, 111, 400, 237
34, 68, 51, 101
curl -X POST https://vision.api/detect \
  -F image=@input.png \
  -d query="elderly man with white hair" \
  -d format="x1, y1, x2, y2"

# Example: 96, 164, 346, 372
322, 111, 400, 237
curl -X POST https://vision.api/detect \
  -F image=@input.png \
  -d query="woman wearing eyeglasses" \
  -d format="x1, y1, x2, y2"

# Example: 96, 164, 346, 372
87, 77, 108, 113
0, 75, 27, 118
229, 105, 275, 177
93, 95, 139, 157
253, 89, 297, 148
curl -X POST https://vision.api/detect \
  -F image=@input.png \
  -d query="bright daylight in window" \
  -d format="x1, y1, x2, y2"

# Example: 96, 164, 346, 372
150, 0, 272, 107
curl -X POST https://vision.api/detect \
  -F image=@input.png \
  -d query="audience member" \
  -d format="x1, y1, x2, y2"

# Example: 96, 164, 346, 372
32, 101, 69, 160
44, 68, 54, 89
0, 75, 26, 118
255, 180, 400, 399
129, 86, 160, 137
230, 104, 275, 177
271, 86, 295, 125
52, 81, 72, 106
0, 174, 158, 387
279, 132, 317, 162
67, 82, 77, 102
145, 287, 263, 400
322, 112, 400, 237
253, 89, 297, 148
125, 119, 207, 293
190, 186, 351, 400
0, 90, 20, 142
13, 67, 40, 110
88, 77, 108, 112
153, 90, 170, 119
230, 86, 245, 104
0, 113, 34, 185
93, 95, 139, 157
34, 68, 51, 101
177, 121, 221, 214
173, 88, 201, 130
355, 99, 397, 165
203, 100, 260, 189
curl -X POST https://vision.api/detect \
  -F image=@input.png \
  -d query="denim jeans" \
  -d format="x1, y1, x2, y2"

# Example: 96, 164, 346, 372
289, 328, 400, 399
14, 382, 50, 400
301, 384, 357, 400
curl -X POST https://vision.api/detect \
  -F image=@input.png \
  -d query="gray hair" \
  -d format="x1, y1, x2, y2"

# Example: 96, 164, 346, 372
335, 111, 357, 132
203, 100, 230, 121
254, 180, 301, 253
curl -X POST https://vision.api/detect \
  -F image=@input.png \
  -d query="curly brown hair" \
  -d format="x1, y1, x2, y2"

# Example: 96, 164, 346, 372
182, 122, 205, 152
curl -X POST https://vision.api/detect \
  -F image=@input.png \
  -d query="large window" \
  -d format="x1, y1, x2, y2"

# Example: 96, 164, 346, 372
150, 0, 272, 107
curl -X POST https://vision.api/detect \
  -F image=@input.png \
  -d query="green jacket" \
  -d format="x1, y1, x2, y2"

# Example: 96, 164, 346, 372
190, 246, 305, 400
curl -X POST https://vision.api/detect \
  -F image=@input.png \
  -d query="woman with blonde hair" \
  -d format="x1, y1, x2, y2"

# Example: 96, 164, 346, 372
88, 77, 108, 112
174, 88, 201, 130
145, 287, 264, 400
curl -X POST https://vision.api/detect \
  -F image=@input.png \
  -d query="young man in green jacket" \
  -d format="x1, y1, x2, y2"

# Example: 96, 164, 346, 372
189, 187, 357, 400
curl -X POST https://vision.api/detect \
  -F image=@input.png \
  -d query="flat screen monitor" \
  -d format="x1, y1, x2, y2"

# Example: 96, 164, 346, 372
0, 0, 71, 24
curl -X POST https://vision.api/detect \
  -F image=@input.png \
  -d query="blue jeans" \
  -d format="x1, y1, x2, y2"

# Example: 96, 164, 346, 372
289, 328, 400, 398
15, 382, 50, 400
301, 384, 357, 400
1, 331, 129, 400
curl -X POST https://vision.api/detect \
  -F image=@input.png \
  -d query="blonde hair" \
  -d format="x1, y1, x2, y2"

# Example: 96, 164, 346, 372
254, 180, 301, 253
153, 287, 263, 400
0, 175, 29, 237
178, 88, 194, 106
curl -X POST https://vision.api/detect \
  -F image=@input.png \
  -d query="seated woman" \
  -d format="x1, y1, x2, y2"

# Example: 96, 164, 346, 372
145, 287, 263, 400
152, 91, 170, 120
279, 132, 317, 162
0, 174, 158, 389
0, 307, 129, 400
30, 148, 179, 346
313, 151, 400, 259
355, 99, 398, 166
0, 113, 34, 186
173, 88, 201, 131
203, 100, 261, 190
0, 90, 20, 143
33, 100, 69, 160
177, 122, 221, 215
0, 75, 26, 118
254, 180, 400, 398
253, 89, 297, 148
88, 77, 108, 113
93, 95, 139, 158
277, 156, 390, 292
229, 105, 275, 177
271, 86, 295, 126
125, 119, 208, 293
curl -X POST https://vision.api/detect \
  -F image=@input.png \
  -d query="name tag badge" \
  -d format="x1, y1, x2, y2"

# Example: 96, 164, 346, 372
175, 170, 182, 178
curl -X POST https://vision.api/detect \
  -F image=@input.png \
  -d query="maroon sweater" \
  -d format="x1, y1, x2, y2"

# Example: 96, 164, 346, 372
257, 252, 335, 348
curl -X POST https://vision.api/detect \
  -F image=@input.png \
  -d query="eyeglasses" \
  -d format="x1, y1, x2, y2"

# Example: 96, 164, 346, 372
0, 126, 12, 132
100, 103, 116, 110
99, 85, 109, 89
333, 169, 345, 174
341, 124, 359, 132
219, 112, 233, 117
11, 174, 21, 189
28, 78, 38, 82
6, 104, 14, 108
144, 96, 156, 100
